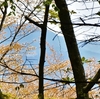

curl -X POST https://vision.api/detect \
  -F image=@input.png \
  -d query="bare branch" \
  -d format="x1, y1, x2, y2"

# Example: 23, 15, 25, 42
0, 0, 8, 31
83, 69, 100, 93
25, 16, 43, 28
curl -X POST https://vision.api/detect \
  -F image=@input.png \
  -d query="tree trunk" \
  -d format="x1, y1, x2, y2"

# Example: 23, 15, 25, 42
39, 5, 49, 99
54, 0, 89, 98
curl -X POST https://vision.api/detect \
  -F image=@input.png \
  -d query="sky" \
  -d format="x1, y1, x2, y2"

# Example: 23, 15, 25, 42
22, 29, 100, 63
47, 30, 100, 61
46, 1, 100, 61
49, 1, 100, 40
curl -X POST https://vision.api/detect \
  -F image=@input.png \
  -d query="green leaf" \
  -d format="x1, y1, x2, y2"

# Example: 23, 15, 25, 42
9, 0, 14, 3
35, 5, 41, 9
98, 60, 100, 64
81, 57, 91, 64
67, 68, 71, 71
70, 10, 76, 14
81, 57, 85, 61
8, 12, 12, 16
10, 5, 16, 11
0, 1, 8, 7
52, 4, 55, 8
85, 59, 91, 63
8, 11, 16, 16
62, 77, 74, 81
88, 78, 92, 81
54, 6, 60, 12
49, 10, 58, 18
51, 4, 60, 12
43, 0, 52, 6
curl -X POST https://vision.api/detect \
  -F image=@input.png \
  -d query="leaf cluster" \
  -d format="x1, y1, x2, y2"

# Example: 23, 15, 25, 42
81, 57, 91, 64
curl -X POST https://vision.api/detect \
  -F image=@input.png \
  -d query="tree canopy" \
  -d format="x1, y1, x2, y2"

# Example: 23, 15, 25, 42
0, 0, 100, 99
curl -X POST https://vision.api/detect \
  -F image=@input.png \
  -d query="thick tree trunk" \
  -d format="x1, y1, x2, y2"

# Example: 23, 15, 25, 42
54, 0, 89, 98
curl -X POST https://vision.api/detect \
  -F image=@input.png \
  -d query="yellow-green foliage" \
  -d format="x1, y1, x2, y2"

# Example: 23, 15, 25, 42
0, 90, 18, 99
49, 10, 58, 19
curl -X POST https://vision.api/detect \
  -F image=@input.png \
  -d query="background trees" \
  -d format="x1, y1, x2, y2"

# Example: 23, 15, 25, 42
0, 0, 100, 99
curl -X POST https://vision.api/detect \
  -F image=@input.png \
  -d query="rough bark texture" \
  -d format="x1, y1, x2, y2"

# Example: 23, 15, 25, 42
54, 0, 89, 98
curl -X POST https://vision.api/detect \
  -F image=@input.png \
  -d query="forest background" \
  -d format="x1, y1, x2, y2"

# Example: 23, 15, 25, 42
0, 0, 100, 99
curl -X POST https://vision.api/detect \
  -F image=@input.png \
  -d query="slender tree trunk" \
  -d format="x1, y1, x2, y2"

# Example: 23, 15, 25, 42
39, 5, 49, 99
54, 0, 89, 98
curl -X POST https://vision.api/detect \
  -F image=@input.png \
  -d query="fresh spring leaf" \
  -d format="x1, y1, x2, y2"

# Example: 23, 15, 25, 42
8, 12, 12, 16
62, 77, 74, 82
81, 57, 85, 61
49, 10, 58, 18
8, 4, 16, 16
67, 68, 71, 71
0, 0, 14, 8
98, 60, 100, 64
9, 0, 14, 4
87, 78, 92, 81
52, 4, 55, 8
51, 4, 60, 12
70, 10, 76, 14
8, 11, 16, 16
10, 4, 16, 11
0, 1, 8, 7
43, 0, 52, 6
54, 6, 60, 12
81, 57, 91, 64
62, 77, 74, 84
35, 5, 41, 9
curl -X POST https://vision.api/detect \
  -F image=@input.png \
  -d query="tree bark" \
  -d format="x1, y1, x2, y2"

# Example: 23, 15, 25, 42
25, 5, 50, 99
38, 5, 49, 99
84, 69, 100, 93
54, 0, 89, 98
